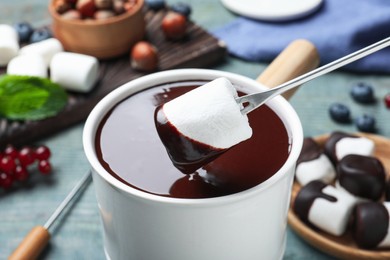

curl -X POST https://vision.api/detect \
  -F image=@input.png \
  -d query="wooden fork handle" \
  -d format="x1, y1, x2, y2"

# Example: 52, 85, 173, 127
257, 39, 320, 99
8, 226, 50, 260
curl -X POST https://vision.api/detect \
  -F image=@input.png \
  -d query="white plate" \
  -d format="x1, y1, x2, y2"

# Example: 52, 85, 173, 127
220, 0, 323, 22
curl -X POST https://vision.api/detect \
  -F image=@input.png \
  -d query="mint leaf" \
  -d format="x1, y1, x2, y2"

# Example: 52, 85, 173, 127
0, 75, 68, 120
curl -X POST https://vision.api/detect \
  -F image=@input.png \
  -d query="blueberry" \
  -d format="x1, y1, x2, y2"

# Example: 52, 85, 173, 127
329, 103, 351, 123
350, 82, 375, 104
170, 2, 192, 17
14, 22, 34, 43
355, 114, 376, 132
145, 0, 166, 11
29, 27, 52, 43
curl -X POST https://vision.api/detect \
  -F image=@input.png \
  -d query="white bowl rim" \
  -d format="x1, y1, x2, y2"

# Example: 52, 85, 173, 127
83, 68, 303, 206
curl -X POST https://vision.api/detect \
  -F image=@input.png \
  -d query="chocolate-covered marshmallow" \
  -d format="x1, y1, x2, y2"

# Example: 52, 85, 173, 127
324, 131, 374, 165
352, 202, 390, 249
294, 180, 357, 236
296, 138, 335, 186
336, 154, 386, 201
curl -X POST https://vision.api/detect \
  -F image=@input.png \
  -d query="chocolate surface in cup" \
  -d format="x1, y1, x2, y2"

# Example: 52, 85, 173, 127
95, 81, 291, 199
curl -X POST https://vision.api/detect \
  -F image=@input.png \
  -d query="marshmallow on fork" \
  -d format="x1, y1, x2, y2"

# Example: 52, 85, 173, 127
295, 138, 336, 186
19, 38, 63, 66
50, 52, 99, 93
7, 54, 48, 78
155, 77, 252, 173
0, 24, 19, 66
294, 180, 358, 236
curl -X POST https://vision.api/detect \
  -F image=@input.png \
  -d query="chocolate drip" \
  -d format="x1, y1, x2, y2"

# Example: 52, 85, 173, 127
294, 181, 337, 225
297, 137, 323, 165
337, 154, 386, 201
154, 105, 226, 174
352, 202, 389, 249
324, 131, 357, 165
169, 172, 231, 199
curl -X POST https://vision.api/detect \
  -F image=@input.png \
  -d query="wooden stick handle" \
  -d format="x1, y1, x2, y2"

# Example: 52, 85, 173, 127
257, 39, 320, 99
8, 226, 50, 260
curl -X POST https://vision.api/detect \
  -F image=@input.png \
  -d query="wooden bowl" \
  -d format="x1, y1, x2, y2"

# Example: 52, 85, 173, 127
49, 0, 145, 59
288, 133, 390, 260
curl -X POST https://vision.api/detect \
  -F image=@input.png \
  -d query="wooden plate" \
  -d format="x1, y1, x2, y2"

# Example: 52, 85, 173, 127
288, 133, 390, 260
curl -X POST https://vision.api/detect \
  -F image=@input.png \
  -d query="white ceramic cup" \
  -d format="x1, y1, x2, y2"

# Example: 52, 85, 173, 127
83, 69, 303, 260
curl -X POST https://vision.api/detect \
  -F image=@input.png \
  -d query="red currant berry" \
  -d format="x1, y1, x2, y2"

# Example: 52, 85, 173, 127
4, 145, 18, 159
18, 147, 36, 166
385, 93, 390, 109
0, 156, 16, 174
14, 165, 29, 181
38, 160, 52, 175
35, 145, 51, 161
0, 172, 13, 189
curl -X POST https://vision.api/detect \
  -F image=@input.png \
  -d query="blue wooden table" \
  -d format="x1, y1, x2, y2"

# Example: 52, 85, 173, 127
1, 1, 389, 259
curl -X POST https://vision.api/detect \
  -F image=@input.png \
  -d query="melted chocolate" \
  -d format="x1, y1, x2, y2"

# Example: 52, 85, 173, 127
352, 202, 389, 249
95, 81, 290, 199
337, 154, 385, 201
293, 181, 337, 225
154, 106, 225, 174
324, 131, 357, 165
297, 138, 323, 165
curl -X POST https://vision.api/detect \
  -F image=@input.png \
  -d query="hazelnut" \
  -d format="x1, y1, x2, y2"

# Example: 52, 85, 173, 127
76, 0, 97, 18
61, 9, 82, 20
161, 12, 187, 40
113, 0, 125, 14
54, 0, 72, 14
94, 10, 116, 19
124, 2, 136, 12
94, 0, 113, 9
131, 41, 158, 72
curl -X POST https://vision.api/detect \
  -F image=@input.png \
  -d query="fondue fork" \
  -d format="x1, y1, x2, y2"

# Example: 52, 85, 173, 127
8, 171, 92, 260
237, 37, 390, 114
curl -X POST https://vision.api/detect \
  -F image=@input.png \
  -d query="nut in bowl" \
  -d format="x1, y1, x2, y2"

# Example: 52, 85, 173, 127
49, 0, 145, 59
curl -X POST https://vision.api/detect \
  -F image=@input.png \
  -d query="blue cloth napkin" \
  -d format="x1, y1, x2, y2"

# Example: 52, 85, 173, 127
213, 0, 390, 73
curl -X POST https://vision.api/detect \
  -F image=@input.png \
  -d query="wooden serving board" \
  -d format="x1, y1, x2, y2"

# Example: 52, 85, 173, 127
0, 7, 226, 148
288, 133, 390, 260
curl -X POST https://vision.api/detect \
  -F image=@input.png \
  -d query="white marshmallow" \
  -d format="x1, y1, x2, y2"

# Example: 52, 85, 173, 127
162, 77, 252, 149
378, 202, 390, 248
335, 137, 374, 161
50, 52, 99, 93
296, 154, 336, 186
7, 54, 48, 78
19, 38, 63, 66
309, 185, 357, 236
0, 24, 19, 66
